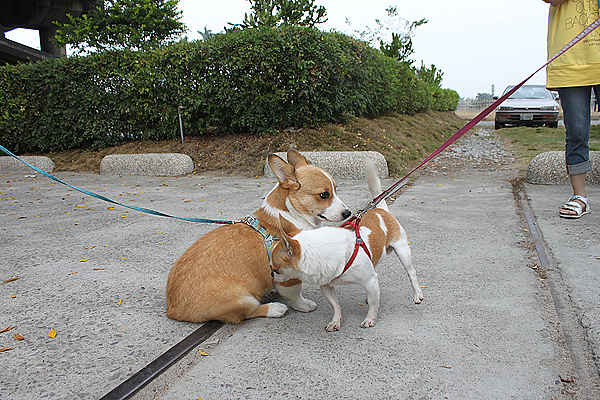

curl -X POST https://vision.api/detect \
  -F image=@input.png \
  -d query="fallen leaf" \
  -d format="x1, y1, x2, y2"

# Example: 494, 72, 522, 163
107, 207, 115, 210
121, 257, 128, 260
85, 246, 96, 250
420, 285, 428, 288
439, 365, 452, 369
93, 268, 106, 271
198, 349, 210, 356
80, 259, 89, 262
0, 326, 16, 333
48, 328, 57, 338
68, 272, 78, 275
560, 375, 575, 383
14, 334, 24, 341
1, 277, 18, 284
76, 205, 85, 208
117, 300, 122, 305
0, 347, 12, 352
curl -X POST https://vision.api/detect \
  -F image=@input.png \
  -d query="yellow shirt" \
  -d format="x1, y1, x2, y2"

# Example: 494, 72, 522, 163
546, 0, 600, 89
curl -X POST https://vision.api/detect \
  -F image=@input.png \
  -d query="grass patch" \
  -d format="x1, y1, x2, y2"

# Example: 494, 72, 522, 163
38, 111, 465, 177
496, 124, 600, 163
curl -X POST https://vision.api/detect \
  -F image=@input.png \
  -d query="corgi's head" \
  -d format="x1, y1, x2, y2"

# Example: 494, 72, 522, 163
266, 149, 351, 229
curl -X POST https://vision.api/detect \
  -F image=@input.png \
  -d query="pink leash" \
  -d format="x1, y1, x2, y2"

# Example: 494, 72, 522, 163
364, 16, 600, 211
339, 16, 600, 276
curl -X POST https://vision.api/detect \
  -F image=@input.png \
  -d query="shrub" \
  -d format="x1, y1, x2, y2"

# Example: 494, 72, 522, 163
0, 25, 457, 153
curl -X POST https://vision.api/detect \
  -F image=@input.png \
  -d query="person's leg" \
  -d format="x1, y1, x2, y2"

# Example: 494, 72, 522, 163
557, 86, 592, 216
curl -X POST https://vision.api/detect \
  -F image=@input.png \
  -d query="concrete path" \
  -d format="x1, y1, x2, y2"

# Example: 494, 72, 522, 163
1, 138, 599, 399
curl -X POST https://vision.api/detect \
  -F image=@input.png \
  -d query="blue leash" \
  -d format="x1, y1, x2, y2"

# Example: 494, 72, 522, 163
0, 144, 233, 225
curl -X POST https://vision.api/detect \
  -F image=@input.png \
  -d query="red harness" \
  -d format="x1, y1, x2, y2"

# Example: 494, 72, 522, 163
340, 216, 371, 276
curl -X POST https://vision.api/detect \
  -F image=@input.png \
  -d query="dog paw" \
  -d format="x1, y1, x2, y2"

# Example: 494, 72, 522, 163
325, 319, 341, 332
266, 302, 288, 318
291, 298, 317, 313
414, 290, 424, 304
360, 317, 377, 328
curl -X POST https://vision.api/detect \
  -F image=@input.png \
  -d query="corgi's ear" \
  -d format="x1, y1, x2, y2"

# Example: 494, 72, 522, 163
287, 148, 310, 168
268, 154, 300, 190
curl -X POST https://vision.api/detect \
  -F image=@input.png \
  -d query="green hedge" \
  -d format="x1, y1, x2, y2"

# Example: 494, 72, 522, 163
0, 26, 458, 153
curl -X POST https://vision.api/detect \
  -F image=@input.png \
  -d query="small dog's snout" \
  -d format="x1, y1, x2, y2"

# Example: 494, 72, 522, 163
342, 209, 352, 220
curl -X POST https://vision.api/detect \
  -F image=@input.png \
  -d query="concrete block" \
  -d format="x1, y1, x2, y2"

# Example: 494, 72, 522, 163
0, 155, 54, 173
264, 151, 388, 180
100, 153, 194, 177
526, 151, 600, 185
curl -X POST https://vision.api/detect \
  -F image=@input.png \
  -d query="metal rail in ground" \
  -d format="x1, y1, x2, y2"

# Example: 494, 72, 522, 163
99, 320, 224, 400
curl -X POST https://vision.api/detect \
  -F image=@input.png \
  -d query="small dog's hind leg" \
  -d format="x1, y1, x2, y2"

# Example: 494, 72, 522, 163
390, 238, 423, 304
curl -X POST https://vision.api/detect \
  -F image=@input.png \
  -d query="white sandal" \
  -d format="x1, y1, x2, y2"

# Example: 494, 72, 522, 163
559, 195, 590, 219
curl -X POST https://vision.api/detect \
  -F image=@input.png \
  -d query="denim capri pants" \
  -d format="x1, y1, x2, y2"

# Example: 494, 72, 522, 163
557, 85, 600, 176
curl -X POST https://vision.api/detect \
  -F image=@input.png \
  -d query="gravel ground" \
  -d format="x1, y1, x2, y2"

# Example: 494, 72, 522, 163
421, 125, 517, 174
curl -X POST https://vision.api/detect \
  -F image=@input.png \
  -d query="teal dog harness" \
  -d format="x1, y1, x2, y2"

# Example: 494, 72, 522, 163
238, 215, 279, 260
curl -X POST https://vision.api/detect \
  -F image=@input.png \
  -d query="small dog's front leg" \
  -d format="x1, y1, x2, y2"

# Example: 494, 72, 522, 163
361, 276, 380, 328
321, 284, 342, 331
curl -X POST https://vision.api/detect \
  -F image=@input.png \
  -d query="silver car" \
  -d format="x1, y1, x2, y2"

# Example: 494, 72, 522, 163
494, 85, 560, 129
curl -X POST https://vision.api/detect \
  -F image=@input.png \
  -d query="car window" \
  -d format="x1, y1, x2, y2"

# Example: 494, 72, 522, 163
503, 85, 554, 100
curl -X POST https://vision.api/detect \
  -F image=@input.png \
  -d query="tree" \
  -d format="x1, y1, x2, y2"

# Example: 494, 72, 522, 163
234, 0, 327, 29
416, 61, 443, 86
476, 93, 494, 102
198, 26, 216, 41
54, 0, 186, 54
349, 6, 426, 64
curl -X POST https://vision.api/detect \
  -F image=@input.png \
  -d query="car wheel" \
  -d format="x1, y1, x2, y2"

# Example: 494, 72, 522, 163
494, 121, 504, 130
548, 122, 558, 128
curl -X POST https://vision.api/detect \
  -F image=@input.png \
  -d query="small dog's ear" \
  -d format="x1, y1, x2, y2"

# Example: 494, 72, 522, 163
279, 215, 301, 237
287, 148, 310, 168
268, 154, 300, 190
278, 215, 301, 260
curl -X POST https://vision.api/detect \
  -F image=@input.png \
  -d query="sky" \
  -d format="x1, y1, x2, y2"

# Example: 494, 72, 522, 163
4, 0, 553, 99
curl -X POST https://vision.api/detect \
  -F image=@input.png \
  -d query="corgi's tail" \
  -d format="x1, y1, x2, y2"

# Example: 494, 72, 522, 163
366, 159, 387, 210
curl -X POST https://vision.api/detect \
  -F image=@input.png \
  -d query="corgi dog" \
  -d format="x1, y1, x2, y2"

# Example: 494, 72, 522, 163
271, 161, 423, 331
166, 149, 352, 324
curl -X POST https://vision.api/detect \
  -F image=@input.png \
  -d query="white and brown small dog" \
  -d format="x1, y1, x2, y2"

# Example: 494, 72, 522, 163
166, 149, 351, 324
271, 162, 423, 331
